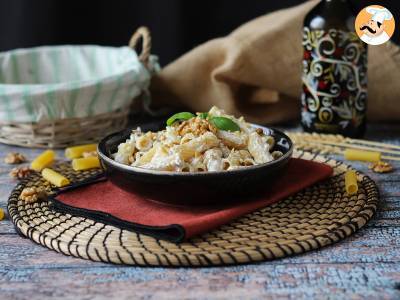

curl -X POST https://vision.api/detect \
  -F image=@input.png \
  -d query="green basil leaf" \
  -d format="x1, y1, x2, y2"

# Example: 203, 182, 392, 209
209, 117, 240, 132
166, 112, 196, 126
199, 112, 208, 119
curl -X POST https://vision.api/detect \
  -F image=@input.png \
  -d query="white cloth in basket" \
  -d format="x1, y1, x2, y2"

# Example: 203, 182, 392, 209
0, 45, 158, 122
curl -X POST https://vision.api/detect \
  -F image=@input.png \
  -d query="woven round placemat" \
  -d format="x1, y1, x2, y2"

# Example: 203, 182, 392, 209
7, 151, 378, 267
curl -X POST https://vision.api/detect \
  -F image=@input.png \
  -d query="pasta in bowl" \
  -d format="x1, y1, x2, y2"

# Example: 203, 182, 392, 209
112, 107, 284, 172
98, 107, 293, 205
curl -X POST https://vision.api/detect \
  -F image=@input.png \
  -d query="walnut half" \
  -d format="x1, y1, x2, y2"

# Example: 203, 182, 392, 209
9, 167, 34, 180
4, 152, 26, 164
19, 187, 47, 203
369, 161, 394, 173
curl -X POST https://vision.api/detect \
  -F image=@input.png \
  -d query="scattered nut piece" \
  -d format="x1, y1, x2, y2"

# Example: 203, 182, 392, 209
369, 161, 394, 173
9, 166, 34, 179
82, 150, 98, 158
272, 150, 284, 160
255, 128, 264, 135
19, 187, 47, 203
4, 152, 26, 164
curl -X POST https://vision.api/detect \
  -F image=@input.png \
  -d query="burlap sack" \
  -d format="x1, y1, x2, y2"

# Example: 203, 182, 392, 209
151, 0, 400, 124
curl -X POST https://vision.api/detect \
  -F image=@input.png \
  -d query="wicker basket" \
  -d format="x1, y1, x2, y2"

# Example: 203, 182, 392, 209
0, 27, 152, 148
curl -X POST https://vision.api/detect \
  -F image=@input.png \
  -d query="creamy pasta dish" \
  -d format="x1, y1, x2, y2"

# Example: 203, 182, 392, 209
113, 106, 283, 172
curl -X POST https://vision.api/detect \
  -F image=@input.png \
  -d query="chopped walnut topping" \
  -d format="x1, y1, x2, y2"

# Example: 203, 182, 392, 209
82, 151, 98, 158
145, 132, 157, 140
4, 152, 26, 164
177, 117, 217, 137
9, 167, 34, 179
369, 161, 394, 173
19, 187, 47, 203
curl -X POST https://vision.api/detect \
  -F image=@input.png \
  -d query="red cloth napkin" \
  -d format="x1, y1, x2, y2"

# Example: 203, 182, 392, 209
51, 158, 332, 242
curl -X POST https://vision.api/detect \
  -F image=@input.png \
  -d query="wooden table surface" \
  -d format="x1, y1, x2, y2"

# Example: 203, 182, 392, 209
0, 123, 399, 300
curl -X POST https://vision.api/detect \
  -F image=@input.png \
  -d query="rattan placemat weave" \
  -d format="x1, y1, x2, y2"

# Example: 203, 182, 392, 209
7, 151, 378, 266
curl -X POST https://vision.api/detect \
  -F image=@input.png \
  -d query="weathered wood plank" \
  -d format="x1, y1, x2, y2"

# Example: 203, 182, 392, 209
0, 226, 399, 270
0, 222, 18, 234
367, 218, 400, 227
1, 263, 399, 300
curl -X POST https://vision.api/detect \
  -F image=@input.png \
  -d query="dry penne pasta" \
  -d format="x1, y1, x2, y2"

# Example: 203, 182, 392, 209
345, 170, 358, 195
113, 106, 282, 172
31, 150, 55, 171
72, 156, 101, 171
344, 149, 381, 162
65, 144, 97, 159
42, 168, 70, 187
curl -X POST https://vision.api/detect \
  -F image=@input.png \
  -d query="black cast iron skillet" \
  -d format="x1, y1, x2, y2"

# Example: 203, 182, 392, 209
98, 123, 293, 205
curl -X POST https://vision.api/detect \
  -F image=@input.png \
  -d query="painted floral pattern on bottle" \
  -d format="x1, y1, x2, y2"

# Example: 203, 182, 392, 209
301, 27, 367, 135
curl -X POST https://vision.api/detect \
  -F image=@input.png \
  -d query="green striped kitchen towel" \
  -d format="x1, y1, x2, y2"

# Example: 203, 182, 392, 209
0, 45, 159, 122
